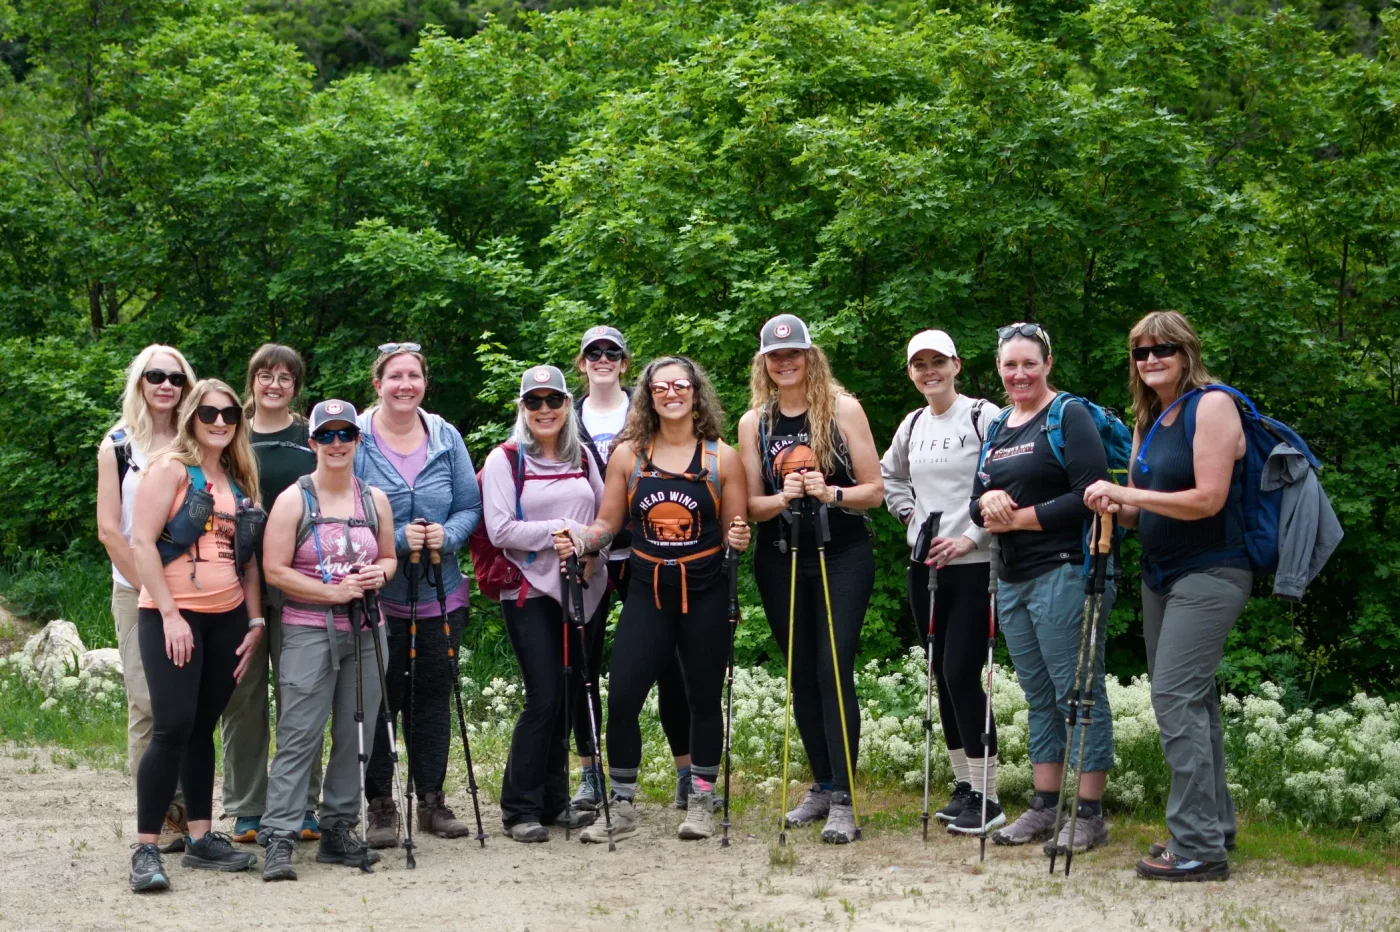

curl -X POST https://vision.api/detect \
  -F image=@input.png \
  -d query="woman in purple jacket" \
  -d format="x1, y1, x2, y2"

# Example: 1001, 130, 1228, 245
481, 366, 608, 842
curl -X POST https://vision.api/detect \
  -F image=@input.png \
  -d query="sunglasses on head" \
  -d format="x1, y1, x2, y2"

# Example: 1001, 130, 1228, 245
523, 392, 569, 411
997, 322, 1052, 354
195, 405, 242, 426
651, 378, 694, 396
144, 369, 188, 388
1132, 343, 1181, 362
584, 345, 625, 363
312, 426, 360, 445
377, 342, 422, 354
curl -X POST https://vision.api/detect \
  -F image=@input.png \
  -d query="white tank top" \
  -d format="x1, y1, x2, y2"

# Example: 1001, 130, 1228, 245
112, 437, 150, 589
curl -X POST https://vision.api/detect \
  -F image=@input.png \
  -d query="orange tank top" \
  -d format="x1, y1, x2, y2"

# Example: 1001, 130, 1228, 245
139, 473, 244, 614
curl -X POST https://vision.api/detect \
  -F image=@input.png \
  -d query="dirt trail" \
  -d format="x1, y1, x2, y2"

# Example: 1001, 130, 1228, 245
1, 748, 1395, 932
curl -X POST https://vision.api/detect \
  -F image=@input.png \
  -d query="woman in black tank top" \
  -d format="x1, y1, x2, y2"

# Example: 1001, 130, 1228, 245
738, 314, 885, 845
555, 356, 749, 845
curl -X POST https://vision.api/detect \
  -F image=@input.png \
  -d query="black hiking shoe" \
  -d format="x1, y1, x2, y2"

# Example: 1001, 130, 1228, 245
129, 842, 170, 893
946, 792, 1006, 835
934, 781, 974, 824
182, 831, 256, 872
317, 822, 383, 868
262, 832, 298, 882
1136, 852, 1230, 882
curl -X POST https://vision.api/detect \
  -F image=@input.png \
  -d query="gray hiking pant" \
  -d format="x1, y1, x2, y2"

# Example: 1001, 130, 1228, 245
1142, 567, 1251, 863
221, 600, 323, 818
263, 620, 385, 836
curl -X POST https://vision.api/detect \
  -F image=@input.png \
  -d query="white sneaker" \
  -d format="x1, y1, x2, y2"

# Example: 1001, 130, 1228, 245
677, 793, 714, 840
580, 796, 637, 844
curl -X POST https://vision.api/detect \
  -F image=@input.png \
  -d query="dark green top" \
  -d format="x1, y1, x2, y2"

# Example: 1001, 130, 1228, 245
250, 419, 315, 509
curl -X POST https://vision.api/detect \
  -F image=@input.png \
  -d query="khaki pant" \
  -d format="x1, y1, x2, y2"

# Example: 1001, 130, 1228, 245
114, 581, 182, 807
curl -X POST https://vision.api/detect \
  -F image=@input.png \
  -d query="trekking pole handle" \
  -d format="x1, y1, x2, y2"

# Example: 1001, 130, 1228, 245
1093, 511, 1114, 555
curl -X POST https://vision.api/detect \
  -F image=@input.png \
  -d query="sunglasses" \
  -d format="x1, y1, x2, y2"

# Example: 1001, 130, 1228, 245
1131, 343, 1182, 362
997, 322, 1052, 354
522, 392, 569, 411
312, 426, 360, 445
377, 342, 422, 354
144, 369, 189, 388
584, 345, 625, 363
651, 378, 694, 396
195, 405, 242, 426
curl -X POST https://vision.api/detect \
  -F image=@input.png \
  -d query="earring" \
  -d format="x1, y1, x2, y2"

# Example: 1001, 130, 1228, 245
692, 410, 699, 421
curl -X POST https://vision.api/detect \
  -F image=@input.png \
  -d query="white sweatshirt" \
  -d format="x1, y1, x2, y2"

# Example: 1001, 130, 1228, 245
881, 394, 1001, 564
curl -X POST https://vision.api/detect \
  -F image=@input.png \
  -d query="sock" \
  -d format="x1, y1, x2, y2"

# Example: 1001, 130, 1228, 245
1078, 798, 1103, 818
969, 754, 998, 802
611, 781, 637, 802
947, 748, 970, 786
818, 781, 835, 793
609, 767, 639, 802
1035, 790, 1060, 811
692, 776, 713, 794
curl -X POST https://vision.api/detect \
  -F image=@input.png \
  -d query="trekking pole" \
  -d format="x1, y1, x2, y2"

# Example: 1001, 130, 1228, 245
978, 548, 999, 862
816, 502, 862, 841
358, 569, 414, 869
914, 510, 944, 842
429, 546, 487, 847
561, 562, 575, 842
777, 503, 801, 848
721, 516, 745, 849
405, 534, 423, 863
1062, 513, 1114, 877
348, 596, 375, 873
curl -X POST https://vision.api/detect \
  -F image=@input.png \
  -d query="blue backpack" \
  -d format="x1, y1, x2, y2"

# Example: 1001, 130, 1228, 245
1135, 384, 1320, 577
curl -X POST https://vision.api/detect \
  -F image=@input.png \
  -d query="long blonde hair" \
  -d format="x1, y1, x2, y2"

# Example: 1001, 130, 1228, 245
154, 379, 261, 504
1127, 311, 1218, 434
747, 344, 846, 473
111, 344, 196, 452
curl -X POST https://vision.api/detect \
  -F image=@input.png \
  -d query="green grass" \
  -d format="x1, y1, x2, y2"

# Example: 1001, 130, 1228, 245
0, 550, 114, 650
0, 677, 126, 770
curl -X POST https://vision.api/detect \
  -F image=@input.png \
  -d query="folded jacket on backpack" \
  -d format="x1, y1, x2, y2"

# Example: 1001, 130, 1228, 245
1264, 442, 1344, 601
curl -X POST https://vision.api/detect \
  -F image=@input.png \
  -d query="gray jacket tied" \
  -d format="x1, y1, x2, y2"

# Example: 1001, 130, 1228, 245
1262, 442, 1343, 601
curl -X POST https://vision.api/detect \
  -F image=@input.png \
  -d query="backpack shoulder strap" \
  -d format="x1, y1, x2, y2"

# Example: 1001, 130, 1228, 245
975, 407, 1014, 476
356, 477, 379, 536
626, 446, 646, 503
186, 464, 207, 491
1043, 392, 1080, 469
702, 437, 722, 509
110, 429, 133, 491
757, 405, 775, 489
295, 474, 319, 549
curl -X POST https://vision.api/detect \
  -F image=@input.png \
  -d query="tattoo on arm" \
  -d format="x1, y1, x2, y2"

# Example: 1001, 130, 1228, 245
581, 528, 614, 555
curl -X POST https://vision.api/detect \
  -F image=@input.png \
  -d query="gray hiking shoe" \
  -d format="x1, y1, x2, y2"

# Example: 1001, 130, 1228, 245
129, 842, 169, 893
554, 808, 597, 830
506, 821, 549, 843
580, 796, 638, 844
677, 793, 714, 839
261, 832, 297, 882
572, 767, 604, 811
1044, 805, 1109, 856
820, 793, 857, 844
992, 795, 1057, 846
784, 786, 832, 827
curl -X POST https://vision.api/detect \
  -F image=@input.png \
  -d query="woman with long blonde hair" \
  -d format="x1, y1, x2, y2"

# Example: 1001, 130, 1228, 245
738, 314, 884, 845
96, 344, 196, 854
127, 378, 266, 893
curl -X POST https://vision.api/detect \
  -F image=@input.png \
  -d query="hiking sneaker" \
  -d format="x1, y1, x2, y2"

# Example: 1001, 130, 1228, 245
580, 796, 637, 844
157, 803, 187, 853
935, 781, 974, 824
1148, 836, 1236, 858
261, 833, 297, 882
183, 831, 257, 872
231, 816, 261, 843
946, 792, 1006, 836
992, 795, 1057, 846
365, 796, 400, 849
677, 793, 715, 840
317, 822, 383, 867
418, 791, 469, 839
1044, 804, 1109, 856
129, 842, 170, 893
784, 786, 832, 828
572, 767, 605, 811
1136, 852, 1229, 882
300, 811, 321, 841
506, 822, 549, 843
821, 793, 858, 844
553, 807, 597, 831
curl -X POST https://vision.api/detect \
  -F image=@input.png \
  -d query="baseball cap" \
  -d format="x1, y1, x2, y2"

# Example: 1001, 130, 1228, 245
906, 330, 959, 362
309, 399, 359, 432
519, 365, 569, 398
580, 325, 627, 354
759, 314, 813, 354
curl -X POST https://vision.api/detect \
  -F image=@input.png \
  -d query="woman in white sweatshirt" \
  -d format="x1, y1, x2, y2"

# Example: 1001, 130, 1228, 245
880, 329, 1003, 835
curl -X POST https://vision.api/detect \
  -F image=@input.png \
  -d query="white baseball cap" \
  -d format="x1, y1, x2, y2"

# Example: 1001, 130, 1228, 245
759, 314, 813, 354
906, 330, 958, 362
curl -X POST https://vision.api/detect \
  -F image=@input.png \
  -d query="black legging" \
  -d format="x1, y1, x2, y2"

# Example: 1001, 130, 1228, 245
606, 579, 729, 786
365, 606, 465, 801
499, 596, 575, 826
906, 560, 998, 758
754, 537, 874, 792
136, 605, 248, 834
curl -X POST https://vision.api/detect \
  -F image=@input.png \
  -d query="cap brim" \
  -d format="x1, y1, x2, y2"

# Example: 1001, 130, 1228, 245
312, 417, 356, 431
761, 342, 811, 354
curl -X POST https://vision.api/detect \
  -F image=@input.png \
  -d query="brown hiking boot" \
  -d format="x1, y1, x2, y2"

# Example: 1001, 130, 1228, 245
417, 791, 469, 839
364, 796, 400, 849
157, 803, 187, 854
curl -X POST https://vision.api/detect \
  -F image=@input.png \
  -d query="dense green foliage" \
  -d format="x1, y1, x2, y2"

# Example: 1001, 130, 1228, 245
1, 0, 1397, 704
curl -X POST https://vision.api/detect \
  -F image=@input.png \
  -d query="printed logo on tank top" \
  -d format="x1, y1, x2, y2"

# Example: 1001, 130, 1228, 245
190, 509, 236, 568
317, 527, 370, 580
765, 429, 818, 493
637, 490, 703, 546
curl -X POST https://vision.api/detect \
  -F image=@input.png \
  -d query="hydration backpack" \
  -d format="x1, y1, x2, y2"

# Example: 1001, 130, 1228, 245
157, 464, 266, 577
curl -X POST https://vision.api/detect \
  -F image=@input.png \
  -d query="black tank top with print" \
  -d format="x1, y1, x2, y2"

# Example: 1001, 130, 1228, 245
757, 409, 868, 556
628, 440, 724, 592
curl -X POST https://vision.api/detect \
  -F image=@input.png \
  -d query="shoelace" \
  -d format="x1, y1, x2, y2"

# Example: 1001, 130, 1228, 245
329, 826, 367, 851
266, 835, 296, 859
195, 831, 237, 853
130, 842, 164, 871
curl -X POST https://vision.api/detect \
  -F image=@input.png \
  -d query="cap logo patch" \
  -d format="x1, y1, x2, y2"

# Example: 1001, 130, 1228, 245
325, 401, 344, 415
774, 323, 792, 339
591, 326, 608, 337
533, 369, 552, 383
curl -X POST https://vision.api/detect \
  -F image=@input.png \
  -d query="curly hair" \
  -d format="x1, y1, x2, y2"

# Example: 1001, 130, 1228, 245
618, 356, 724, 450
747, 344, 846, 474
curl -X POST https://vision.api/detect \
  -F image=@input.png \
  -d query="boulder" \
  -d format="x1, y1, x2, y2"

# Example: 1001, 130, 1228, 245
80, 647, 123, 681
22, 620, 85, 694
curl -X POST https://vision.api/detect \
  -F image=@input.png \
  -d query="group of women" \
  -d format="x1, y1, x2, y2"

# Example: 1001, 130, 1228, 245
102, 307, 1252, 893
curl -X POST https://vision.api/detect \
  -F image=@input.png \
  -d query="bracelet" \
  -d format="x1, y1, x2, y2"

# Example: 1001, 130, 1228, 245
248, 617, 267, 629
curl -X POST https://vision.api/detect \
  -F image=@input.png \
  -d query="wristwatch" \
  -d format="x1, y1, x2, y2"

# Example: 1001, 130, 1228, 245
833, 487, 844, 505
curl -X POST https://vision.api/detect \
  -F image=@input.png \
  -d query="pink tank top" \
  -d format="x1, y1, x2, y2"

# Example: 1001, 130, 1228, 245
283, 479, 382, 632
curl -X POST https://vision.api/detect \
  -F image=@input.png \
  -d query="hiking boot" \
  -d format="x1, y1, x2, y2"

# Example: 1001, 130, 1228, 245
572, 766, 605, 811
261, 833, 297, 882
935, 781, 974, 824
365, 796, 400, 849
580, 796, 637, 844
677, 793, 714, 840
1136, 852, 1229, 882
553, 807, 597, 831
317, 822, 383, 867
946, 792, 1006, 836
820, 793, 857, 844
129, 842, 170, 893
784, 786, 832, 828
182, 831, 257, 872
674, 771, 691, 809
992, 795, 1057, 846
1044, 804, 1109, 856
506, 821, 549, 843
231, 815, 261, 844
1148, 836, 1236, 858
418, 791, 469, 839
300, 811, 321, 842
157, 803, 187, 853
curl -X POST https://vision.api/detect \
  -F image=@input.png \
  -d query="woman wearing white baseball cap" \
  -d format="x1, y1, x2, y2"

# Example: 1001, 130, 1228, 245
880, 330, 1004, 835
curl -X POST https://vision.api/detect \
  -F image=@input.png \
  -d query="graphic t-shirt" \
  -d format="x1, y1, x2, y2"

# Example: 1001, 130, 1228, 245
581, 399, 628, 465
